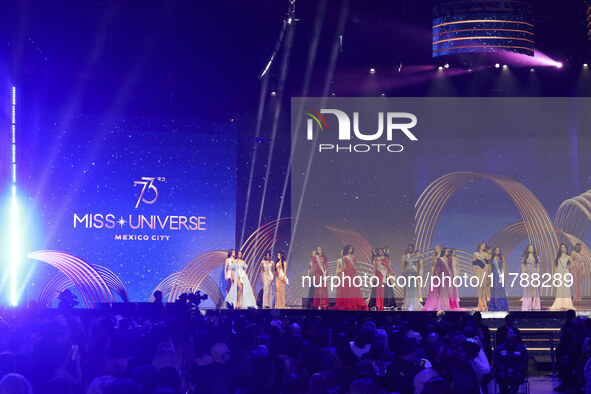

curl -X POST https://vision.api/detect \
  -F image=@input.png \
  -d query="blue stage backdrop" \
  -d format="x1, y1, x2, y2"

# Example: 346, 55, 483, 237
20, 114, 236, 303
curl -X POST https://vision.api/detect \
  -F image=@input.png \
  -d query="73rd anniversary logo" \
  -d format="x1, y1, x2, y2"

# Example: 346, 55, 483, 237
73, 177, 206, 241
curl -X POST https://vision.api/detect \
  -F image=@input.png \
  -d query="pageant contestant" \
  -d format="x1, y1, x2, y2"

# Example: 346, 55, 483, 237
489, 247, 508, 311
550, 243, 575, 311
451, 249, 461, 304
368, 248, 379, 310
260, 250, 275, 308
401, 244, 422, 311
473, 242, 491, 311
275, 251, 288, 308
373, 248, 393, 311
383, 248, 397, 309
235, 250, 245, 308
224, 249, 236, 296
422, 247, 460, 311
447, 249, 461, 309
486, 246, 493, 302
335, 249, 345, 305
571, 243, 584, 301
421, 245, 441, 302
305, 251, 315, 309
312, 246, 329, 309
334, 245, 369, 310
521, 244, 541, 311
225, 250, 257, 309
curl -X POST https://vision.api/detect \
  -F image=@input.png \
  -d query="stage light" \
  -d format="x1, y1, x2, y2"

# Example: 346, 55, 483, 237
502, 64, 508, 69
438, 66, 444, 71
10, 188, 20, 307
530, 68, 535, 72
584, 63, 589, 68
270, 91, 277, 96
369, 68, 376, 74
9, 86, 20, 307
330, 93, 336, 96
495, 63, 500, 68
444, 63, 450, 69
556, 62, 563, 69
380, 93, 386, 97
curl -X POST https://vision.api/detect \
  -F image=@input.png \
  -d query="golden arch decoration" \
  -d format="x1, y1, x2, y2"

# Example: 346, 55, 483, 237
415, 172, 560, 295
555, 191, 591, 244
489, 220, 591, 296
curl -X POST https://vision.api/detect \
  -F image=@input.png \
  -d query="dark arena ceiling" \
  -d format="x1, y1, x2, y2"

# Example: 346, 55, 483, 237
1, 0, 590, 120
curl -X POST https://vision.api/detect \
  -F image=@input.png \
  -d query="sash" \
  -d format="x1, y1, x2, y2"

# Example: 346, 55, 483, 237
477, 253, 488, 265
344, 255, 356, 273
404, 253, 414, 267
262, 260, 274, 281
440, 257, 452, 277
404, 254, 418, 275
492, 258, 508, 296
473, 252, 487, 269
492, 258, 503, 277
558, 256, 569, 271
377, 257, 388, 283
572, 252, 582, 268
315, 255, 327, 276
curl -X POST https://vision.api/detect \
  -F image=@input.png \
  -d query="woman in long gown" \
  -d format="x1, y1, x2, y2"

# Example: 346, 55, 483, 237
473, 242, 491, 311
224, 249, 236, 296
521, 244, 541, 311
401, 244, 422, 311
305, 251, 315, 309
224, 252, 257, 309
550, 243, 575, 311
422, 247, 460, 311
571, 243, 584, 301
275, 251, 288, 308
452, 249, 461, 304
383, 248, 397, 309
335, 249, 344, 306
488, 247, 508, 311
235, 250, 245, 308
373, 248, 390, 311
312, 246, 329, 309
334, 245, 368, 311
370, 247, 396, 311
424, 244, 441, 302
367, 248, 379, 310
260, 251, 275, 308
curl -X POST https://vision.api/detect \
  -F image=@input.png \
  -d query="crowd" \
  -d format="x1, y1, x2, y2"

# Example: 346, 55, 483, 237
0, 301, 589, 394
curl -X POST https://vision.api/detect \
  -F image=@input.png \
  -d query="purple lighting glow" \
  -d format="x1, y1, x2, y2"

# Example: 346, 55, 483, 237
498, 49, 564, 68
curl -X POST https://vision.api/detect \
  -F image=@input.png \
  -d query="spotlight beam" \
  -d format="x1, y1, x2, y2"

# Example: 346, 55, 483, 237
10, 87, 20, 307
254, 7, 297, 258
274, 0, 327, 258
288, 0, 349, 263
